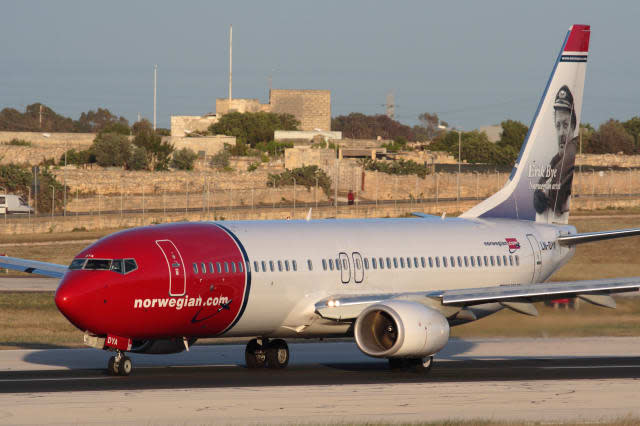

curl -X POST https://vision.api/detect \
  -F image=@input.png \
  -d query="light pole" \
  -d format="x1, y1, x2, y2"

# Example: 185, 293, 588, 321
438, 124, 463, 205
0, 187, 6, 224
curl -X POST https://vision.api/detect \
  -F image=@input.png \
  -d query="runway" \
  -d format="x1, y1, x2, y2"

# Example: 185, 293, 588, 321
1, 338, 640, 424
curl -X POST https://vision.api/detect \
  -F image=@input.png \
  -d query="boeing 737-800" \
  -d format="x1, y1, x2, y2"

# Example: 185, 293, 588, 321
3, 24, 640, 376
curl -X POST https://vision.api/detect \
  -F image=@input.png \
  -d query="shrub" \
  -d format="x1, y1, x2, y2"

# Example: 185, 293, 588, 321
171, 148, 198, 170
248, 162, 259, 172
364, 158, 430, 178
92, 133, 131, 167
267, 165, 332, 196
129, 146, 149, 170
3, 138, 31, 146
210, 149, 230, 169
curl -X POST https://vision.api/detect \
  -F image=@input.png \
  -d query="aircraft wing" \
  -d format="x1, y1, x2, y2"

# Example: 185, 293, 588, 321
315, 277, 640, 321
0, 255, 67, 278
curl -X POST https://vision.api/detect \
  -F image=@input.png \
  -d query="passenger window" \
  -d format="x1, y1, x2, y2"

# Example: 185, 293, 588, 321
405, 257, 411, 269
209, 262, 215, 273
414, 257, 419, 268
470, 256, 475, 267
201, 263, 207, 274
193, 263, 198, 274
392, 258, 398, 268
363, 258, 369, 269
515, 255, 520, 266
277, 260, 283, 272
110, 259, 124, 274
421, 257, 426, 268
238, 262, 244, 272
224, 262, 229, 273
490, 256, 495, 266
428, 257, 433, 268
230, 262, 236, 273
372, 258, 377, 269
329, 259, 334, 271
509, 256, 514, 266
217, 262, 222, 273
308, 260, 313, 271
386, 257, 391, 269
322, 259, 327, 270
477, 256, 482, 267
483, 256, 488, 267
269, 261, 275, 272
503, 255, 507, 266
261, 261, 267, 272
443, 257, 448, 268
380, 258, 385, 269
496, 256, 501, 266
292, 260, 297, 271
435, 257, 440, 267
464, 256, 468, 267
284, 260, 290, 271
124, 259, 137, 274
457, 256, 462, 267
335, 259, 341, 271
450, 256, 456, 268
343, 258, 349, 269
400, 257, 405, 268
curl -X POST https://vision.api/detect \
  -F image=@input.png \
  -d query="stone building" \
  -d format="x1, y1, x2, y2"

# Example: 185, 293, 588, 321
171, 89, 331, 136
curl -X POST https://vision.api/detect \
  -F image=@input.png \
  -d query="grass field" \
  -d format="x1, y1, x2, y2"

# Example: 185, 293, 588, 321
0, 209, 639, 348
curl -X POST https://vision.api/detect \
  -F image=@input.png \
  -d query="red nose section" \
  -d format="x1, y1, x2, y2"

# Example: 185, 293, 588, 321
55, 273, 92, 332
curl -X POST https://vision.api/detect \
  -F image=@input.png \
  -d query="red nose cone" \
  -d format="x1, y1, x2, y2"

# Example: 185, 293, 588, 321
55, 274, 89, 331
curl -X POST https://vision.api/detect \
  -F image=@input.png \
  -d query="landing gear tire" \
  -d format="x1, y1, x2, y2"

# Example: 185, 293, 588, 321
108, 351, 132, 376
118, 356, 132, 376
265, 339, 289, 369
245, 338, 266, 369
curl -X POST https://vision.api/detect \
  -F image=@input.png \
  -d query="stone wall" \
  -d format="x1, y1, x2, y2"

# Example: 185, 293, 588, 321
168, 135, 235, 157
284, 147, 336, 169
0, 131, 94, 165
215, 98, 270, 115
576, 154, 640, 168
270, 90, 331, 131
170, 116, 218, 137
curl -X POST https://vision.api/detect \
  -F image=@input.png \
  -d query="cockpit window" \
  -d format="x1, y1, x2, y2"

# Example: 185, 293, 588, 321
84, 259, 112, 270
69, 258, 86, 270
124, 259, 137, 273
110, 259, 124, 273
71, 258, 137, 274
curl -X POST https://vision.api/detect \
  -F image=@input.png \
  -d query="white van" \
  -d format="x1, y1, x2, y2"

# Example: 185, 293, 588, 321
0, 194, 34, 214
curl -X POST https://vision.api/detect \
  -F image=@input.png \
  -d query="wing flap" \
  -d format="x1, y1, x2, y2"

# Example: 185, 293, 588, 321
0, 255, 67, 278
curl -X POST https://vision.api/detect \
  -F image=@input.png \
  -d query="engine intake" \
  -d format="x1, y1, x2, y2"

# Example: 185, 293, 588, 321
354, 300, 449, 358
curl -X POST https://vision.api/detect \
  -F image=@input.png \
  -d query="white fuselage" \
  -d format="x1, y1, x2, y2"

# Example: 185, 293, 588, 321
221, 217, 576, 337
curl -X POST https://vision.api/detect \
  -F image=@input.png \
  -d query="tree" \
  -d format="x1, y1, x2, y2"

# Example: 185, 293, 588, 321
209, 111, 299, 148
74, 108, 129, 133
129, 147, 148, 170
622, 116, 640, 149
59, 148, 96, 166
0, 164, 67, 213
0, 103, 75, 132
585, 119, 635, 154
171, 148, 198, 170
132, 119, 174, 170
497, 120, 528, 151
92, 133, 132, 167
331, 113, 416, 140
429, 130, 517, 166
414, 112, 445, 140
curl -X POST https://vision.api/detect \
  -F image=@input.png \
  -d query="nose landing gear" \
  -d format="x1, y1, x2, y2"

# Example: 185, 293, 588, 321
245, 338, 290, 369
108, 350, 132, 376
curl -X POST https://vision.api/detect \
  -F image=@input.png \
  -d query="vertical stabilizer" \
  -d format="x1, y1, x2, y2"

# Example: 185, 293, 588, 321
462, 25, 590, 224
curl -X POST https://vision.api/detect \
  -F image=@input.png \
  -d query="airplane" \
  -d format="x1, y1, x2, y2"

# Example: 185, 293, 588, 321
3, 24, 640, 376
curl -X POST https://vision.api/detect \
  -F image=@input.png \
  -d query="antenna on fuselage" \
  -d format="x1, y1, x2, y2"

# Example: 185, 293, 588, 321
306, 208, 312, 221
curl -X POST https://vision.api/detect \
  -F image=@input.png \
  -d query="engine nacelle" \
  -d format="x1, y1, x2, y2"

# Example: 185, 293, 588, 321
354, 300, 449, 358
130, 338, 197, 354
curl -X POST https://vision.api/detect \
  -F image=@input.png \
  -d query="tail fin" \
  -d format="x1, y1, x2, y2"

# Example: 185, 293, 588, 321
462, 24, 590, 224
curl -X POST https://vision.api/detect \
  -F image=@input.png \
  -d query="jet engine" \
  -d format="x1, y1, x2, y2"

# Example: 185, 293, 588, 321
354, 300, 449, 358
130, 338, 197, 354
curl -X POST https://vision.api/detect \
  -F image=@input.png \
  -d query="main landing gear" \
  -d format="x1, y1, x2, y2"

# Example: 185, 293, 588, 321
245, 338, 290, 369
388, 356, 433, 372
107, 350, 132, 376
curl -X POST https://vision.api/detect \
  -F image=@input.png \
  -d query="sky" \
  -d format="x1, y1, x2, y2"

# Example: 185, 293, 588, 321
1, 0, 639, 131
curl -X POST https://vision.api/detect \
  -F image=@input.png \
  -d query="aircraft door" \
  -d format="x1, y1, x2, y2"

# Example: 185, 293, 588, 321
526, 234, 543, 283
156, 239, 186, 296
352, 252, 364, 283
338, 252, 351, 284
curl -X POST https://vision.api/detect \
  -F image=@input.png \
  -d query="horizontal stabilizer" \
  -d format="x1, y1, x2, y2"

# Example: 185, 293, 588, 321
0, 255, 67, 278
558, 228, 640, 246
